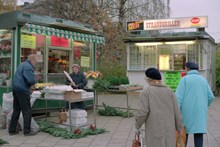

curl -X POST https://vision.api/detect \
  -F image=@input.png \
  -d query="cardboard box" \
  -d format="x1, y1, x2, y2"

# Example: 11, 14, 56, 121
64, 90, 82, 101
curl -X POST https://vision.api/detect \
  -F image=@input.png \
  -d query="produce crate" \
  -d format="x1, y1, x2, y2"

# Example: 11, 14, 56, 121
64, 90, 82, 101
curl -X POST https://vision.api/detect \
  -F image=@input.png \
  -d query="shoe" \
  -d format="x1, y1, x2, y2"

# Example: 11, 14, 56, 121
24, 132, 36, 136
9, 131, 19, 135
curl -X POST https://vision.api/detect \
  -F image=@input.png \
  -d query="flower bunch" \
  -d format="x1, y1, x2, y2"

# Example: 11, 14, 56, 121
84, 71, 102, 79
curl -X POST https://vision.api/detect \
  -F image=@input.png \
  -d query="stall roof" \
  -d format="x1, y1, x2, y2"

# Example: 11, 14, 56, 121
0, 11, 105, 44
124, 30, 216, 44
0, 10, 95, 34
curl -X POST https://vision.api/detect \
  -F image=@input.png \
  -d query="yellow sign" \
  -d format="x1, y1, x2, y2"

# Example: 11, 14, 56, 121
21, 35, 36, 49
81, 56, 90, 67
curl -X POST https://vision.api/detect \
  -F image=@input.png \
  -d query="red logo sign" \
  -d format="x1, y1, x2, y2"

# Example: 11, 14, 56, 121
191, 17, 200, 24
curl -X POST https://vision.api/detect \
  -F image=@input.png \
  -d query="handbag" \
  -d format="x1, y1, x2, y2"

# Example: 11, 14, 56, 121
132, 134, 141, 147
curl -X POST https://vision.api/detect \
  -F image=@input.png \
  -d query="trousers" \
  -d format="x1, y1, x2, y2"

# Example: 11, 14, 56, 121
9, 90, 32, 134
186, 133, 203, 147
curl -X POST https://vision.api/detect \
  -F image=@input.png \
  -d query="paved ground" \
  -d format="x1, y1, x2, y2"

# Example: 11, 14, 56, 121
0, 93, 220, 147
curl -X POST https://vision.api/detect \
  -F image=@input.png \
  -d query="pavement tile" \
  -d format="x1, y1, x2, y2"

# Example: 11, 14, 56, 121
19, 144, 38, 147
70, 143, 90, 147
24, 137, 44, 144
53, 145, 71, 147
37, 141, 57, 146
55, 139, 76, 145
89, 140, 109, 146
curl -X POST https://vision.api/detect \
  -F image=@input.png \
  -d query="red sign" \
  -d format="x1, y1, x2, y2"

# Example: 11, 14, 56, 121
127, 21, 144, 31
51, 35, 69, 48
74, 46, 81, 59
32, 34, 45, 47
191, 17, 200, 24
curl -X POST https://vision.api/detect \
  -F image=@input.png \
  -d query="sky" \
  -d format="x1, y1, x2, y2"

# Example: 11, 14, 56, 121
17, 0, 220, 43
170, 0, 220, 43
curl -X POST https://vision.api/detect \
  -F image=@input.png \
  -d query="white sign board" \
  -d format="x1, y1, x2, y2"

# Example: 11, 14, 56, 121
141, 16, 208, 30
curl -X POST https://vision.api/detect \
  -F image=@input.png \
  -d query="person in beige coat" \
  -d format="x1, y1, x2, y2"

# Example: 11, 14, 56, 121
135, 68, 182, 147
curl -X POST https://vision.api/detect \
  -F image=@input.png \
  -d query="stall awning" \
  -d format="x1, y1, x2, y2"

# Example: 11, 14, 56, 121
24, 24, 105, 44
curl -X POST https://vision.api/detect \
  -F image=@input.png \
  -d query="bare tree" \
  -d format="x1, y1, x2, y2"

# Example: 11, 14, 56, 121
21, 0, 171, 65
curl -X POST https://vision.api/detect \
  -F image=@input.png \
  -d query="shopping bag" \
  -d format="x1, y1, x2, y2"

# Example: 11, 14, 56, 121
132, 134, 141, 147
176, 135, 184, 147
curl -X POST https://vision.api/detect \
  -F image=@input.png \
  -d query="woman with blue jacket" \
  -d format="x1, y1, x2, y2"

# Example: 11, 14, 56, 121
175, 62, 215, 147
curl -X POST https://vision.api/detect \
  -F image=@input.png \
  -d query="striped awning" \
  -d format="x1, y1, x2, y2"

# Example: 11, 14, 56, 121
24, 24, 105, 44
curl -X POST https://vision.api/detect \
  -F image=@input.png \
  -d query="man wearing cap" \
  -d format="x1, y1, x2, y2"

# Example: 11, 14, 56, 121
66, 64, 87, 109
175, 62, 215, 147
134, 68, 182, 147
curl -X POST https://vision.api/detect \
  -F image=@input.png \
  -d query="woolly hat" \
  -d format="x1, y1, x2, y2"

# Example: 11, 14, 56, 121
185, 62, 199, 70
145, 68, 161, 80
72, 64, 80, 68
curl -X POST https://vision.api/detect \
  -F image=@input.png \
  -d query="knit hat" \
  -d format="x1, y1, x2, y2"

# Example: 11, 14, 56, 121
72, 64, 80, 68
145, 68, 161, 80
185, 62, 199, 70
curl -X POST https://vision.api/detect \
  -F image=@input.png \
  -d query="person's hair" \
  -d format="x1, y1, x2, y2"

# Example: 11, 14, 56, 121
28, 54, 37, 62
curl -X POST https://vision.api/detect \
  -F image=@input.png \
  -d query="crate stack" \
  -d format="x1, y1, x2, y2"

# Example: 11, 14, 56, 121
65, 109, 87, 127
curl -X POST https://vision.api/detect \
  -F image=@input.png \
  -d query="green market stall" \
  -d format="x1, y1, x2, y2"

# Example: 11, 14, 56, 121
0, 11, 104, 110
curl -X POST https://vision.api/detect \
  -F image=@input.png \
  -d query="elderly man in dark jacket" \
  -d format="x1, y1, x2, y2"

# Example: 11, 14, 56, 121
9, 54, 37, 136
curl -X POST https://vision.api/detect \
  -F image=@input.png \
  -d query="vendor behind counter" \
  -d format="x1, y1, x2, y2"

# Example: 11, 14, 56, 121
65, 64, 88, 109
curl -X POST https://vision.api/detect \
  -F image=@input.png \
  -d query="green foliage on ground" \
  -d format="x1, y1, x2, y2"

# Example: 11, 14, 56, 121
38, 121, 107, 139
0, 138, 8, 145
98, 103, 134, 118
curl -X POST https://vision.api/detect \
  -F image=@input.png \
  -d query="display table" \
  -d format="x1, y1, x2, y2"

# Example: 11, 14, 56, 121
96, 85, 143, 112
37, 89, 97, 131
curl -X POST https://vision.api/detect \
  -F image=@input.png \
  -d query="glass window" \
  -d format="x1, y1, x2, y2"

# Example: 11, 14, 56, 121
20, 33, 45, 82
158, 44, 172, 70
188, 44, 199, 64
142, 46, 157, 69
0, 29, 12, 87
129, 45, 141, 69
128, 41, 202, 71
173, 44, 186, 70
48, 49, 69, 73
73, 41, 92, 72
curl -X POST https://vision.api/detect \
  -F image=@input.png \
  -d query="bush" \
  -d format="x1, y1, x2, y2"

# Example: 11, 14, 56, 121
97, 63, 126, 78
104, 76, 129, 86
93, 79, 111, 92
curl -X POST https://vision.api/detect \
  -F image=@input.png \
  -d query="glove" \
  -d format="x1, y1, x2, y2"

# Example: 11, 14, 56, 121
71, 85, 78, 89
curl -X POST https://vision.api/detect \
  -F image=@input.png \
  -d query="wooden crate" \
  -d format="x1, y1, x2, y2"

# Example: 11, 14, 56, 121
64, 90, 82, 101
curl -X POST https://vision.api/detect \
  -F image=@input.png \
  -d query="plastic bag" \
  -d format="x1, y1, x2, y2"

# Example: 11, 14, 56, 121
2, 92, 13, 113
0, 106, 6, 129
19, 115, 40, 133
